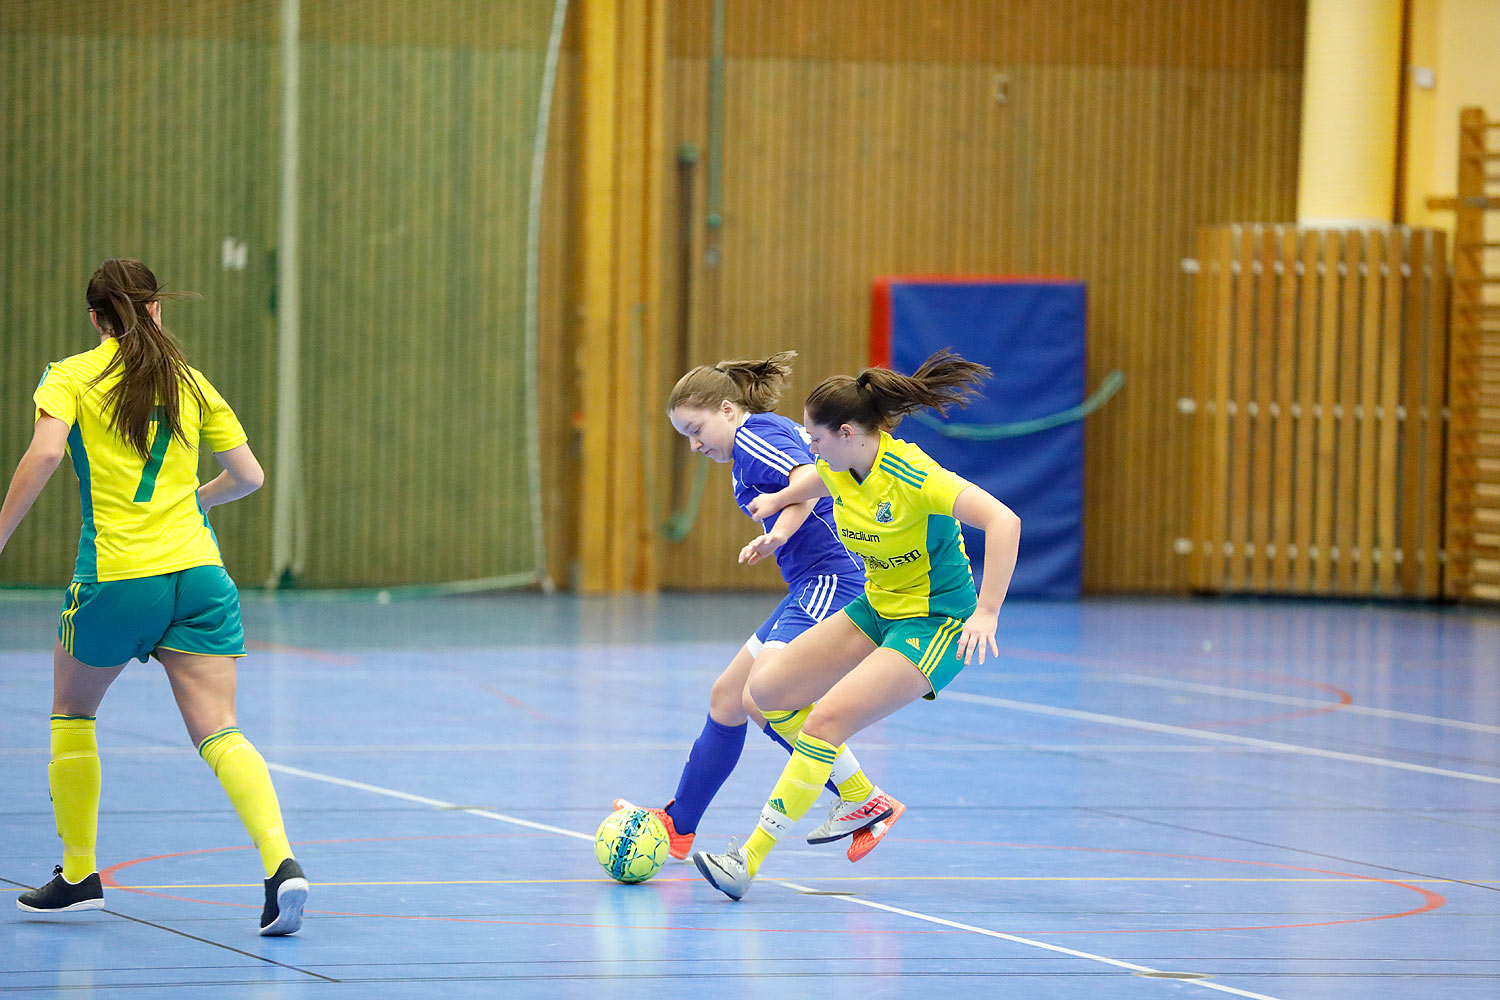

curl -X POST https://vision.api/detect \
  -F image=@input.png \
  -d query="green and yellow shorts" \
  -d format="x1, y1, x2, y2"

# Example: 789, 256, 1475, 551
842, 592, 977, 700
58, 564, 246, 668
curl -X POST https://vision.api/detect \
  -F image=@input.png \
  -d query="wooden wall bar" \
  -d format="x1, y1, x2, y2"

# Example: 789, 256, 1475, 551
1439, 107, 1500, 601
1185, 225, 1449, 597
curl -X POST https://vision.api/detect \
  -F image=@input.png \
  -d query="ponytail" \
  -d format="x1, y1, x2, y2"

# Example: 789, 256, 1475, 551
84, 258, 206, 460
805, 349, 990, 432
667, 350, 797, 414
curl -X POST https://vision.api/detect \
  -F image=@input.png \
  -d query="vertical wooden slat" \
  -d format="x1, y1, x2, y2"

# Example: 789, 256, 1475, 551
1399, 227, 1429, 595
1355, 229, 1385, 592
1227, 225, 1256, 588
1188, 227, 1215, 588
1334, 232, 1363, 592
1313, 232, 1342, 591
1423, 229, 1450, 596
1249, 226, 1278, 590
1293, 230, 1322, 590
1376, 229, 1404, 593
1208, 226, 1237, 588
1270, 225, 1299, 589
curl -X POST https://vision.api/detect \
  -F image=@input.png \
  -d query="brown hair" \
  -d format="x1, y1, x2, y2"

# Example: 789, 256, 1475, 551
804, 349, 991, 433
85, 258, 206, 459
667, 350, 796, 414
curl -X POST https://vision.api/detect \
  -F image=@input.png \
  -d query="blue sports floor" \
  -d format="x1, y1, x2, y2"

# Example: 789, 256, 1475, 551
2, 592, 1497, 999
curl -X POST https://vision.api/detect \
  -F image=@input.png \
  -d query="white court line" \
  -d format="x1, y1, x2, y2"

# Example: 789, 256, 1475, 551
267, 761, 1284, 1000
267, 763, 592, 841
1082, 672, 1500, 735
777, 881, 1284, 1000
946, 692, 1500, 785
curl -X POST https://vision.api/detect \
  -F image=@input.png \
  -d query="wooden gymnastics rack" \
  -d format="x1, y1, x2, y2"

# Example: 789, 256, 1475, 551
1429, 106, 1500, 601
1183, 224, 1449, 598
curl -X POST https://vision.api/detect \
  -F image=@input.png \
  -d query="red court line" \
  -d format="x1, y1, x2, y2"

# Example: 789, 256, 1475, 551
916, 839, 1445, 935
481, 684, 553, 723
100, 840, 950, 936
99, 836, 1443, 938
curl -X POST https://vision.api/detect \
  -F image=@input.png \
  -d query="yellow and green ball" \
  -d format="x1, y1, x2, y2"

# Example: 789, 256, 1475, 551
595, 807, 670, 884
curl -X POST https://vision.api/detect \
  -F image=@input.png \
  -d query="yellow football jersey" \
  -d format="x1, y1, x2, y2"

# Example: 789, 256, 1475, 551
33, 337, 248, 582
816, 431, 977, 619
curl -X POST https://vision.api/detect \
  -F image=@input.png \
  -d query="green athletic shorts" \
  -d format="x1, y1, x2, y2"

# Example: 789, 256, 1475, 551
842, 592, 977, 700
58, 564, 246, 668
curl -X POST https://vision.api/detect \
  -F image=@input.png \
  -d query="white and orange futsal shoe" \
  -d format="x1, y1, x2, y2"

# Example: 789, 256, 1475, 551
806, 789, 904, 862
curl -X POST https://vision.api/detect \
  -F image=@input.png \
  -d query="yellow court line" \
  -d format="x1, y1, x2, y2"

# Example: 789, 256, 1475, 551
39, 876, 1498, 891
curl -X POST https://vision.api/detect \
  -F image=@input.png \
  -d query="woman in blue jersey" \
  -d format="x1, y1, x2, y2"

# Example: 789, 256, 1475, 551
614, 352, 903, 864
0, 259, 307, 935
694, 350, 1022, 900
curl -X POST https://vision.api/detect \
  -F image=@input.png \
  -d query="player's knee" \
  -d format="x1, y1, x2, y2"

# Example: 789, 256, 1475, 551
746, 670, 793, 714
741, 679, 764, 720
802, 703, 853, 748
709, 672, 748, 723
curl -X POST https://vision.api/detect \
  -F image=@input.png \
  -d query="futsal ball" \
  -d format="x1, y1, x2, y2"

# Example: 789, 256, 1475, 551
595, 807, 670, 884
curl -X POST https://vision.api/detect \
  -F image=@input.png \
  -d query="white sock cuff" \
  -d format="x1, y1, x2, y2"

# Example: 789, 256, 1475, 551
828, 744, 861, 786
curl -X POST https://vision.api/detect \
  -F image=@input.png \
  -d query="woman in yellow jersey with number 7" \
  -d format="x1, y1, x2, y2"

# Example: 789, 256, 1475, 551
693, 349, 1022, 899
0, 259, 308, 935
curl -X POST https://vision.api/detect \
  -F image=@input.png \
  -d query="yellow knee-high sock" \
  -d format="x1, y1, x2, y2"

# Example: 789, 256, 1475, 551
49, 716, 100, 883
744, 733, 838, 876
767, 706, 873, 802
198, 727, 293, 878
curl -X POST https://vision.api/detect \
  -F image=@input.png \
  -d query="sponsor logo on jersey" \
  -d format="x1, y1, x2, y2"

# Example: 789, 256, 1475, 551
842, 528, 880, 542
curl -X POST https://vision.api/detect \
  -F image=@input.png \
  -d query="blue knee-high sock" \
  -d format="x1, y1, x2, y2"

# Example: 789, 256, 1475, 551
664, 715, 748, 835
762, 722, 841, 795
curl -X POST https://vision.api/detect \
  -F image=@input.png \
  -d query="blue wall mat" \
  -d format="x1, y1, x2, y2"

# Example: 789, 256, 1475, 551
872, 277, 1086, 598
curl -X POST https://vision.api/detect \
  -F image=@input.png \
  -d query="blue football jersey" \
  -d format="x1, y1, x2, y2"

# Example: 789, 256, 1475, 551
732, 413, 864, 587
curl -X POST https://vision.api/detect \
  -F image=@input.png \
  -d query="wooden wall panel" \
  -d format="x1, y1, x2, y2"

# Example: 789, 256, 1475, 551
293, 13, 544, 586
651, 0, 1305, 592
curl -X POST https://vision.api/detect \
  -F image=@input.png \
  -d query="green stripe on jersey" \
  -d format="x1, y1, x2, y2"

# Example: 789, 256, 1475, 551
878, 459, 925, 488
882, 451, 929, 482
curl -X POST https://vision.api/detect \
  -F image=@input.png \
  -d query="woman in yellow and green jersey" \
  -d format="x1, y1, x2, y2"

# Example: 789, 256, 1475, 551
693, 349, 1021, 900
0, 259, 308, 935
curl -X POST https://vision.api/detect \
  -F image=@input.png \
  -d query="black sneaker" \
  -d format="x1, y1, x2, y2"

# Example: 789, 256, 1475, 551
16, 866, 105, 913
259, 857, 308, 936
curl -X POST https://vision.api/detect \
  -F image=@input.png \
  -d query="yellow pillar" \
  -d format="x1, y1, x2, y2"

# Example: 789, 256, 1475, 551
576, 0, 664, 592
1297, 0, 1405, 225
